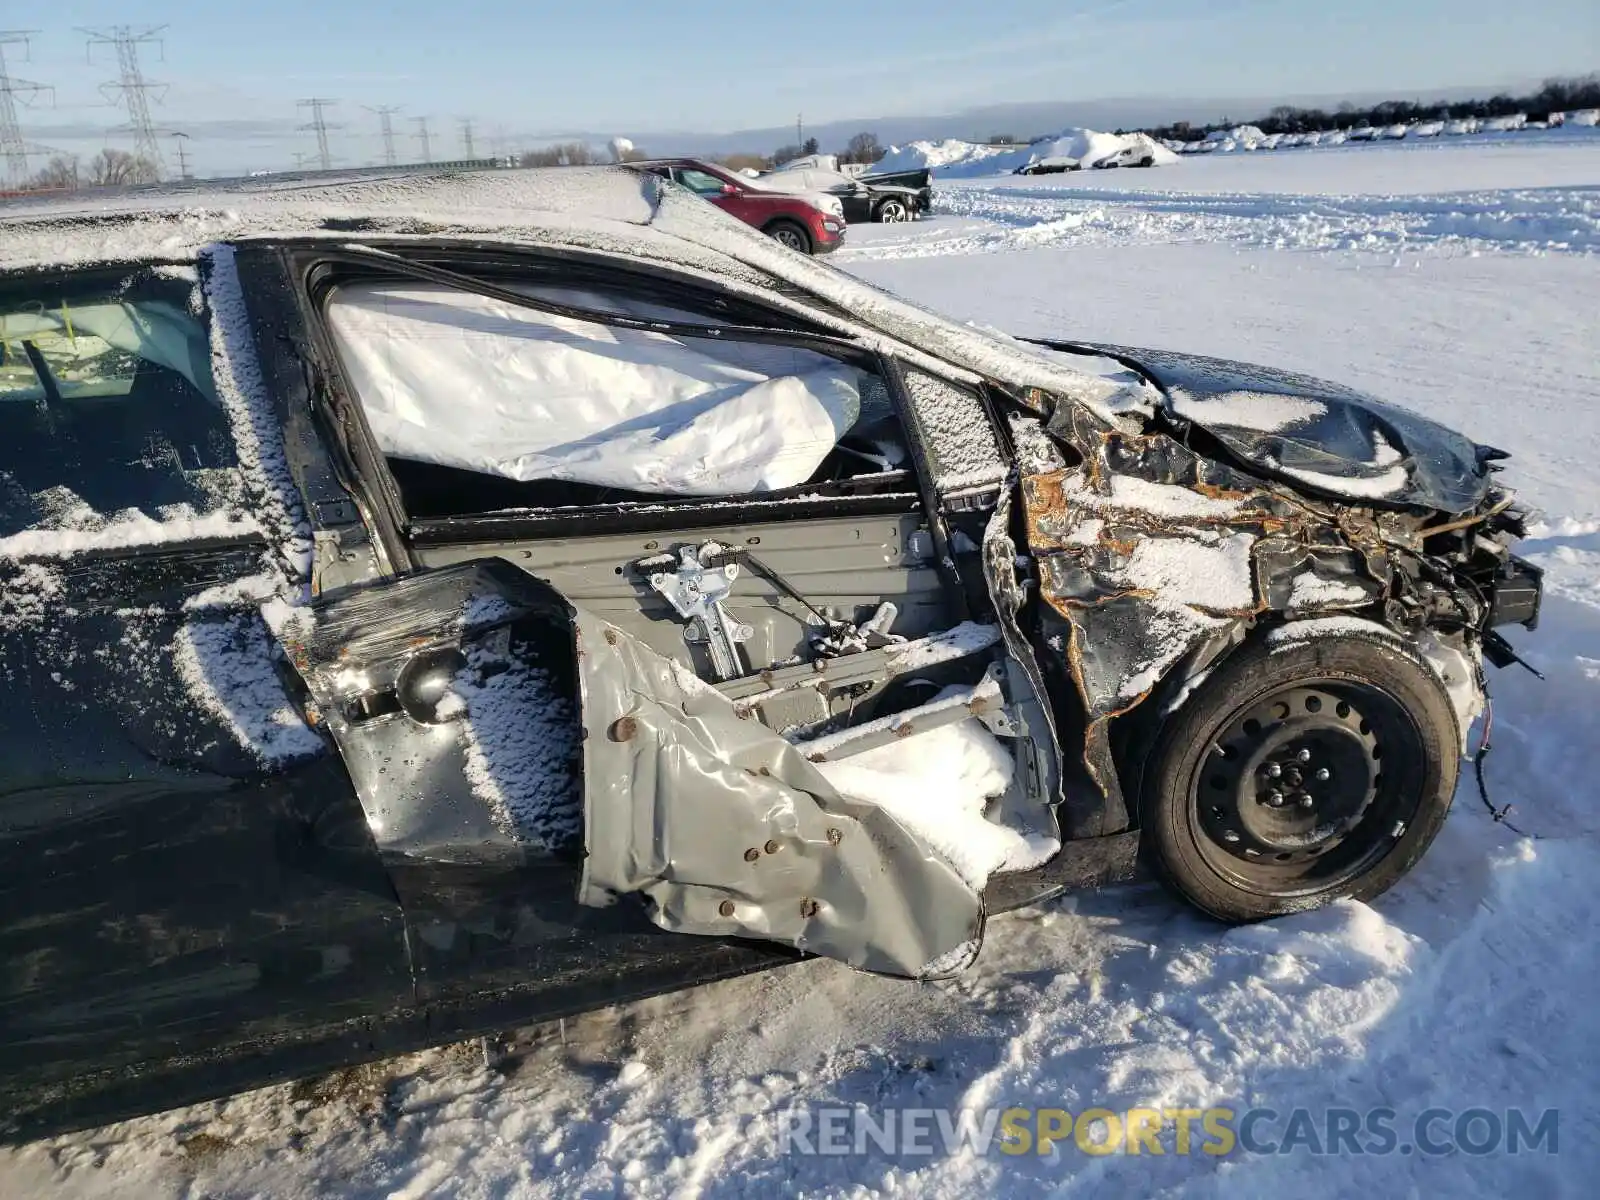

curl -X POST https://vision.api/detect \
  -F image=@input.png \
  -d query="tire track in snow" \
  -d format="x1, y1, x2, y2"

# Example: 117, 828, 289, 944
837, 184, 1600, 261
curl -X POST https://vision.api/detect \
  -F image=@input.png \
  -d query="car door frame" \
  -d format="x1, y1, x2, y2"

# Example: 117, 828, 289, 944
236, 240, 820, 1004
268, 239, 1017, 964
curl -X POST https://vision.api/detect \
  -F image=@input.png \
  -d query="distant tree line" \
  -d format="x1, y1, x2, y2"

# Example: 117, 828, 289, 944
14, 71, 1594, 193
21, 148, 161, 192
1144, 73, 1600, 142
14, 128, 892, 190
770, 137, 820, 165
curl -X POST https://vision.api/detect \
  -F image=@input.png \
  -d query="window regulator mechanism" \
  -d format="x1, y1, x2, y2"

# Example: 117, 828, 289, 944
637, 540, 905, 683
639, 541, 754, 681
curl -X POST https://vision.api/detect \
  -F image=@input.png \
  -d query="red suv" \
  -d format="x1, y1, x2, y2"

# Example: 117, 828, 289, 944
631, 158, 846, 255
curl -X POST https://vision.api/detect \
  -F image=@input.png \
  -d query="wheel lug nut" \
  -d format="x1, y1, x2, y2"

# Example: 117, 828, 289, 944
1297, 749, 1312, 763
1265, 791, 1285, 808
1315, 768, 1331, 782
1297, 793, 1314, 809
1266, 764, 1282, 779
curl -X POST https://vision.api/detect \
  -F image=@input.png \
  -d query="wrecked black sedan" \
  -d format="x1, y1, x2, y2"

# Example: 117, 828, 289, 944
0, 167, 1539, 1138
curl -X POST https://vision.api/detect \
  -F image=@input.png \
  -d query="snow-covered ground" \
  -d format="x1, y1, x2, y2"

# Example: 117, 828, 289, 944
835, 137, 1600, 261
5, 136, 1598, 1200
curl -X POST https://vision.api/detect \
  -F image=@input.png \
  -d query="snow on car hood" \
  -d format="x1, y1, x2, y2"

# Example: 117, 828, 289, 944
1040, 341, 1496, 514
753, 168, 860, 195
740, 172, 848, 218
757, 167, 921, 199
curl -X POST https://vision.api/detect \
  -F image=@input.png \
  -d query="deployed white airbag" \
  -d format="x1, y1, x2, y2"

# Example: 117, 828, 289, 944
326, 283, 862, 496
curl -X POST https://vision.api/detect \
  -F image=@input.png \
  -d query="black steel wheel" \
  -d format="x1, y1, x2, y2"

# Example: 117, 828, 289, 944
1140, 630, 1459, 922
764, 220, 812, 254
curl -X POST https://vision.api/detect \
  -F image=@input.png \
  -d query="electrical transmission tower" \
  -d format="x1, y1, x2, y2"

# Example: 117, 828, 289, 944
81, 25, 168, 175
297, 98, 339, 171
413, 115, 432, 163
365, 104, 401, 166
169, 130, 191, 180
0, 31, 53, 187
460, 117, 475, 159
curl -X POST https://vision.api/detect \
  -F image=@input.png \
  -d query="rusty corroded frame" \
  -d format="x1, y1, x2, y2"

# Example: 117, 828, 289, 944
1018, 402, 1397, 833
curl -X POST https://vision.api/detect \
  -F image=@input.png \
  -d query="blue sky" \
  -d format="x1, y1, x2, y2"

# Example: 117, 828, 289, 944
9, 0, 1598, 172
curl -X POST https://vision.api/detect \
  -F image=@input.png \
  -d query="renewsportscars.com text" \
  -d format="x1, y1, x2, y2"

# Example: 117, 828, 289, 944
775, 1105, 1559, 1158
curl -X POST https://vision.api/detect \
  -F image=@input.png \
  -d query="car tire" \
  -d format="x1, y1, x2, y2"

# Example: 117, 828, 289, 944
1139, 629, 1459, 923
764, 220, 813, 254
874, 198, 911, 223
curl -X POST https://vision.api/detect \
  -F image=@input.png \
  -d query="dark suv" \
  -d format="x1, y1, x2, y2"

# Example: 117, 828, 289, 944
0, 166, 1538, 1139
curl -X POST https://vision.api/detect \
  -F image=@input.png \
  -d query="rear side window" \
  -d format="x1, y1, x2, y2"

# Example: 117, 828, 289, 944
674, 168, 727, 196
0, 272, 241, 543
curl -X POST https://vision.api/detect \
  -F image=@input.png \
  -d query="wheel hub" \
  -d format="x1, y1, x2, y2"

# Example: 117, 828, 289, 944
1199, 685, 1388, 867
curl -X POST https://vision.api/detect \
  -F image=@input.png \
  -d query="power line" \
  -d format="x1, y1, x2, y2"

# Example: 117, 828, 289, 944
80, 24, 168, 175
413, 115, 432, 163
459, 116, 475, 159
365, 104, 401, 167
297, 97, 339, 171
0, 31, 53, 187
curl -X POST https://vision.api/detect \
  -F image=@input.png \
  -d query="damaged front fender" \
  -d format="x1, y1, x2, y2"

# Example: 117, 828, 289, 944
1020, 405, 1393, 829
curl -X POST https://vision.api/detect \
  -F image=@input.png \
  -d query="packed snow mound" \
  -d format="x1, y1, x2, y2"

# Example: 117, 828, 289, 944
1031, 127, 1130, 165
874, 128, 1178, 178
874, 138, 1005, 173
1121, 132, 1181, 165
1206, 124, 1267, 146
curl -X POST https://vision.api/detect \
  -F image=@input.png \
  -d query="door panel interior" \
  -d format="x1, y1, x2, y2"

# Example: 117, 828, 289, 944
411, 512, 951, 707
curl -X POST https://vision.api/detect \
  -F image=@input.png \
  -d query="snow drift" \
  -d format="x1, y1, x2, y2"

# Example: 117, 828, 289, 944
874, 128, 1179, 178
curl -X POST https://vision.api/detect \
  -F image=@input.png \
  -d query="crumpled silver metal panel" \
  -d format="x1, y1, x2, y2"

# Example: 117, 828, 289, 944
574, 606, 984, 978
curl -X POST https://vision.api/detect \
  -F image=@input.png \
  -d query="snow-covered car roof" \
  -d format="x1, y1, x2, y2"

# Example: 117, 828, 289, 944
0, 165, 1148, 421
0, 167, 661, 270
